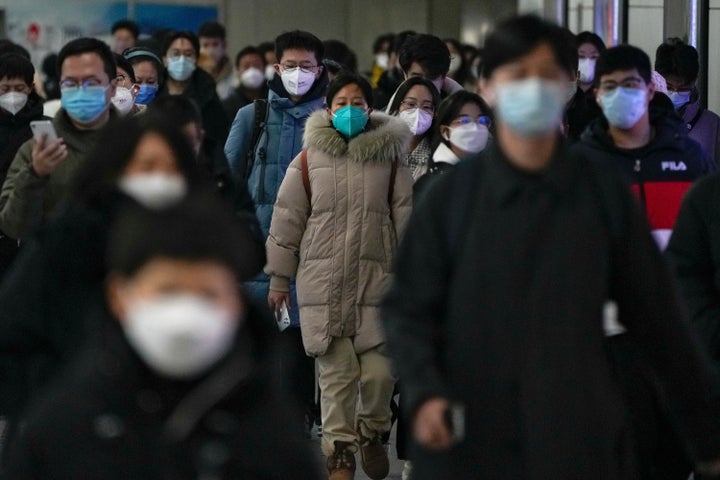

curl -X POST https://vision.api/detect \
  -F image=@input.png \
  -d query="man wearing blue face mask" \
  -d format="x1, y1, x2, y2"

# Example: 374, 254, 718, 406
383, 15, 720, 480
0, 37, 118, 240
575, 44, 715, 252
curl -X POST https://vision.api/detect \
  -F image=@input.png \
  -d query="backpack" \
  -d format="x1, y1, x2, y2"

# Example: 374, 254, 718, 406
242, 99, 268, 180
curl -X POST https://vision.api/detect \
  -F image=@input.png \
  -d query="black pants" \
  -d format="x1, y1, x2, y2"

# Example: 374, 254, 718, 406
606, 334, 693, 480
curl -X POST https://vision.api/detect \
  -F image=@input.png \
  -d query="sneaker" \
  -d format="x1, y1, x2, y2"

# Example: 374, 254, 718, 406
358, 431, 389, 480
327, 440, 356, 480
401, 460, 413, 480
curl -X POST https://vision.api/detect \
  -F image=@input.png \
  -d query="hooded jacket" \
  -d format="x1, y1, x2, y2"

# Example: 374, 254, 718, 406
223, 70, 329, 326
573, 109, 715, 249
265, 110, 413, 356
678, 95, 720, 167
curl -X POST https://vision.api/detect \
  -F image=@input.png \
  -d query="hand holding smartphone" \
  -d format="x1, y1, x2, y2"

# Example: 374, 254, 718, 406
30, 120, 58, 145
275, 301, 291, 332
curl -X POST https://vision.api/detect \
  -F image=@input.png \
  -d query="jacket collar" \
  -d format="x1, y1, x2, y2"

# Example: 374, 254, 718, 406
303, 109, 411, 164
581, 107, 686, 155
432, 142, 461, 165
483, 140, 575, 205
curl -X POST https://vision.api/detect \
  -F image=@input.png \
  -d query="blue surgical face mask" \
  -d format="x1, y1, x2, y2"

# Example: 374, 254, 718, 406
61, 85, 109, 123
668, 90, 691, 110
167, 55, 196, 81
599, 87, 647, 129
135, 84, 159, 105
331, 106, 368, 138
495, 77, 566, 137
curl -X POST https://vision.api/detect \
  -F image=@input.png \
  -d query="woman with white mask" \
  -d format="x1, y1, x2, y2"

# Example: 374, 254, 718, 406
0, 115, 249, 450
414, 90, 491, 196
387, 77, 440, 180
111, 53, 142, 116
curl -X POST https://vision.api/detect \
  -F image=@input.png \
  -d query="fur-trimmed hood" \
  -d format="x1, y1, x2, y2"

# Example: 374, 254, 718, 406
303, 110, 411, 164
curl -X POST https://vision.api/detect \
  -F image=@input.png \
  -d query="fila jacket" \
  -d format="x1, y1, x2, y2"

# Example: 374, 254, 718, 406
574, 109, 716, 249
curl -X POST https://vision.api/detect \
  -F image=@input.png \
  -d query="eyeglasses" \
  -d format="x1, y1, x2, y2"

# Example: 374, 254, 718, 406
451, 115, 491, 127
278, 63, 320, 74
60, 78, 106, 90
400, 99, 434, 114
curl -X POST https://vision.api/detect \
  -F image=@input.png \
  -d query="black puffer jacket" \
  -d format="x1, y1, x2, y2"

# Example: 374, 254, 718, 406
3, 306, 323, 480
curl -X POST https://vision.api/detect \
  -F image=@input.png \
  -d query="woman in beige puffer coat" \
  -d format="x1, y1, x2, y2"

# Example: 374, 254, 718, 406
266, 73, 412, 480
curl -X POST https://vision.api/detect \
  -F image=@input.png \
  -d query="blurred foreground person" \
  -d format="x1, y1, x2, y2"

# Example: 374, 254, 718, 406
382, 15, 720, 480
4, 193, 320, 479
0, 115, 243, 450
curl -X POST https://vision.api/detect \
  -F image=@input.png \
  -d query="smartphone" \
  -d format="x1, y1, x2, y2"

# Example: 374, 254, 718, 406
30, 120, 58, 144
443, 402, 466, 444
275, 302, 291, 332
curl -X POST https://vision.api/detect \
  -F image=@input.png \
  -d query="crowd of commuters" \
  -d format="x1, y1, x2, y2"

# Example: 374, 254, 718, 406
0, 12, 718, 480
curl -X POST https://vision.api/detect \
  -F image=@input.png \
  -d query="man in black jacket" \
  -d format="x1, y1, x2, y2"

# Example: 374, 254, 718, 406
382, 14, 720, 480
574, 44, 715, 251
3, 193, 322, 479
0, 52, 46, 279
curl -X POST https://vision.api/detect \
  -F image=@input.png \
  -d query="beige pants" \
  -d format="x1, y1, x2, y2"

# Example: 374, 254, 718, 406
317, 337, 395, 456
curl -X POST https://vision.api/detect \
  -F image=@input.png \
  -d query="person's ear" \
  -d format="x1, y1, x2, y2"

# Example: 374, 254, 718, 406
440, 125, 451, 141
315, 64, 323, 80
274, 63, 282, 76
647, 81, 656, 102
106, 274, 129, 323
479, 78, 496, 107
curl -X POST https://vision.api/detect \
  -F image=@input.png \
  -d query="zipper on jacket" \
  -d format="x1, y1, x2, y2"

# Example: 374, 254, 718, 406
634, 159, 647, 213
257, 146, 267, 203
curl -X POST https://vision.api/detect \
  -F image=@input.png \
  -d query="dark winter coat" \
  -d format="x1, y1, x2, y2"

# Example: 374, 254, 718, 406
222, 84, 269, 122
678, 97, 720, 167
3, 307, 323, 480
564, 87, 602, 143
0, 91, 46, 277
157, 68, 229, 179
382, 142, 720, 479
574, 108, 715, 249
667, 170, 720, 364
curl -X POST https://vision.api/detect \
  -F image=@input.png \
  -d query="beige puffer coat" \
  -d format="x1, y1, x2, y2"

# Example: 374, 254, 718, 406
265, 110, 413, 356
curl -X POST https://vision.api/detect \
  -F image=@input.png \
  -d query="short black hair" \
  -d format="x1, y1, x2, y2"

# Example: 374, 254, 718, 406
595, 44, 652, 86
258, 41, 275, 57
373, 33, 395, 54
398, 34, 450, 79
274, 30, 324, 64
162, 30, 200, 58
433, 90, 492, 147
0, 40, 30, 60
391, 31, 416, 55
198, 20, 226, 41
107, 190, 265, 283
655, 38, 699, 84
113, 53, 136, 83
387, 77, 440, 116
111, 19, 140, 39
147, 95, 202, 128
323, 39, 358, 73
58, 37, 116, 82
326, 72, 373, 107
576, 31, 607, 54
0, 53, 35, 85
481, 14, 576, 79
235, 46, 265, 68
72, 114, 204, 208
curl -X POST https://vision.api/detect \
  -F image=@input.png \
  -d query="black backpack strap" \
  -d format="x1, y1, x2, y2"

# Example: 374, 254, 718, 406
244, 99, 268, 180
